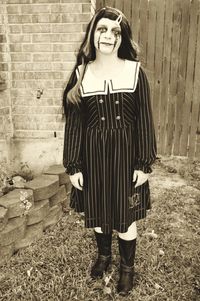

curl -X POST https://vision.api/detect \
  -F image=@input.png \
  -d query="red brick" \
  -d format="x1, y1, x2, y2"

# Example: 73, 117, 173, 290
10, 44, 22, 52
7, 0, 31, 3
32, 0, 58, 3
7, 14, 32, 24
33, 53, 53, 62
22, 24, 51, 33
32, 34, 52, 42
13, 105, 62, 115
21, 4, 51, 14
62, 13, 90, 23
7, 5, 21, 14
51, 3, 82, 13
50, 13, 62, 23
82, 3, 91, 13
9, 34, 31, 43
11, 53, 31, 62
9, 24, 22, 34
52, 62, 75, 71
33, 32, 84, 43
32, 0, 58, 4
53, 43, 79, 52
23, 43, 52, 52
32, 14, 50, 23
52, 23, 82, 33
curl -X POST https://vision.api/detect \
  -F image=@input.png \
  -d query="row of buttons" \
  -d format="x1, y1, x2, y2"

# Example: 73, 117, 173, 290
99, 99, 121, 121
99, 99, 119, 104
101, 116, 121, 121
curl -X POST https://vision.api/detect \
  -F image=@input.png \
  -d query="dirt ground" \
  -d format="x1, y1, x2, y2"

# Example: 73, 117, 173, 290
0, 156, 199, 301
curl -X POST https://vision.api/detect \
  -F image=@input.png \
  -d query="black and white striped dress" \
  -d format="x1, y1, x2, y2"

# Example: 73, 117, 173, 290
63, 60, 157, 234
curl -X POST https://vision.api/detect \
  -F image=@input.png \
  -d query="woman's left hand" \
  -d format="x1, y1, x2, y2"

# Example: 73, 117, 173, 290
133, 170, 149, 188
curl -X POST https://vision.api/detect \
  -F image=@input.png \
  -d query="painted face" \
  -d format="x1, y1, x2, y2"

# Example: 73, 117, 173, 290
94, 17, 122, 55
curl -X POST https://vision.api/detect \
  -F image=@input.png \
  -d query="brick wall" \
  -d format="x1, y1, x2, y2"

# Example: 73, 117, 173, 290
0, 1, 13, 165
0, 0, 93, 173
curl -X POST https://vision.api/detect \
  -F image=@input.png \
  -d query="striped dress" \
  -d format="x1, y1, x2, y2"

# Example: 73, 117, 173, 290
63, 60, 157, 234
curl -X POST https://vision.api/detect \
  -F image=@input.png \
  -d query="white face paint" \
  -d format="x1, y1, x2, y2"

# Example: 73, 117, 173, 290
94, 18, 122, 55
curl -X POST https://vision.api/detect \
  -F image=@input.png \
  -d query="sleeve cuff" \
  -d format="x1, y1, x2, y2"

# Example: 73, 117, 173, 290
64, 162, 83, 175
134, 164, 152, 173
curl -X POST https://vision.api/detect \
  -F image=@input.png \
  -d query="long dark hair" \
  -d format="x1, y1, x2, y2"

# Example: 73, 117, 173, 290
63, 6, 139, 112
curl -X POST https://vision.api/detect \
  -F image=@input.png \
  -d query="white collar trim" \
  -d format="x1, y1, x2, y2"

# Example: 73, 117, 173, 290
76, 60, 141, 97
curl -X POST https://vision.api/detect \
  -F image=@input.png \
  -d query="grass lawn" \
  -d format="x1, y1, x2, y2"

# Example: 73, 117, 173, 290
0, 158, 199, 301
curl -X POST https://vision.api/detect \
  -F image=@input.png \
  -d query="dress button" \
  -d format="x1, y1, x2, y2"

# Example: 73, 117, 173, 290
99, 99, 104, 103
115, 100, 119, 104
101, 117, 105, 121
116, 115, 121, 120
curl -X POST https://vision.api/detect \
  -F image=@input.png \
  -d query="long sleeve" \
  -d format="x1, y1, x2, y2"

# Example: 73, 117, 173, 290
135, 67, 157, 173
63, 72, 84, 175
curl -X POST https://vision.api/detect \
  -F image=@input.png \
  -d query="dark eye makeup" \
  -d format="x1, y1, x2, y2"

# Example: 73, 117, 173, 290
96, 26, 121, 35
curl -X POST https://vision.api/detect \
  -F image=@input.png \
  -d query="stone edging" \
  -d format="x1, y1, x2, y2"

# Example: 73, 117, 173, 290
0, 165, 71, 266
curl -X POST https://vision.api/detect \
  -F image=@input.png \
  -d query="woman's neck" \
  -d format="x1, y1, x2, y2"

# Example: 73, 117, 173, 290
95, 52, 120, 68
90, 52, 125, 79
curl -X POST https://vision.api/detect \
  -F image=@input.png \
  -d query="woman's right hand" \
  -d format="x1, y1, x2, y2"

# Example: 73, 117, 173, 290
69, 172, 83, 191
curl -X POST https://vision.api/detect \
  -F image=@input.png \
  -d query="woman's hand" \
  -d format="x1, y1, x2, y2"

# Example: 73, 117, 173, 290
133, 170, 149, 188
69, 172, 83, 191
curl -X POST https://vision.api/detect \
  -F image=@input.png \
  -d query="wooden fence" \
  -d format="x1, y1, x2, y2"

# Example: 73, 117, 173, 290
96, 0, 200, 159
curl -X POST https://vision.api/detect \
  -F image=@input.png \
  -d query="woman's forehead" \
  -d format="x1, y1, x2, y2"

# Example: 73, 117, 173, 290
96, 17, 121, 28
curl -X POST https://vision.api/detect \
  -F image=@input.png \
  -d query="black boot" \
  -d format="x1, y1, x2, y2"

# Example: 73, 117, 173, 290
90, 231, 112, 279
117, 237, 136, 295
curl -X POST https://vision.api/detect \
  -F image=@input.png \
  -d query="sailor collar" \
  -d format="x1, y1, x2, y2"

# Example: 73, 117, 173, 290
75, 60, 141, 97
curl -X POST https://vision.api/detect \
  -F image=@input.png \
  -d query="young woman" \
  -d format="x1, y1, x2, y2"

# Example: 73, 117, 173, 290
63, 7, 157, 295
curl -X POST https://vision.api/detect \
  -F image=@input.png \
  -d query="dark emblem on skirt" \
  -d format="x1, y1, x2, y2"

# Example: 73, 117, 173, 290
128, 193, 140, 208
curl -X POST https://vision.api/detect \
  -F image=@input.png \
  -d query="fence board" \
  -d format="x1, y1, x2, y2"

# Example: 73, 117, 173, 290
146, 0, 156, 119
115, 0, 124, 12
166, 0, 182, 155
123, 0, 131, 22
180, 0, 199, 156
173, 0, 190, 155
159, 0, 173, 154
152, 0, 165, 144
131, 0, 140, 43
139, 0, 148, 66
188, 12, 200, 158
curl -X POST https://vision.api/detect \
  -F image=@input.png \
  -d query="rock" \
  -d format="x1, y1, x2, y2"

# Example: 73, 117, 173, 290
27, 199, 49, 225
44, 164, 69, 185
25, 175, 59, 201
65, 182, 72, 194
49, 185, 67, 207
15, 221, 44, 251
0, 189, 34, 218
12, 176, 26, 188
0, 216, 27, 247
0, 207, 8, 231
0, 243, 15, 266
43, 204, 63, 229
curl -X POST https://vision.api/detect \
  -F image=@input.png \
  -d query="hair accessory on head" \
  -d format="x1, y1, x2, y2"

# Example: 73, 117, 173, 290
115, 14, 122, 24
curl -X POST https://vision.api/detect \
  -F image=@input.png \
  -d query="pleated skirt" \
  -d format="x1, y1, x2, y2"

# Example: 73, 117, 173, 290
70, 124, 151, 234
